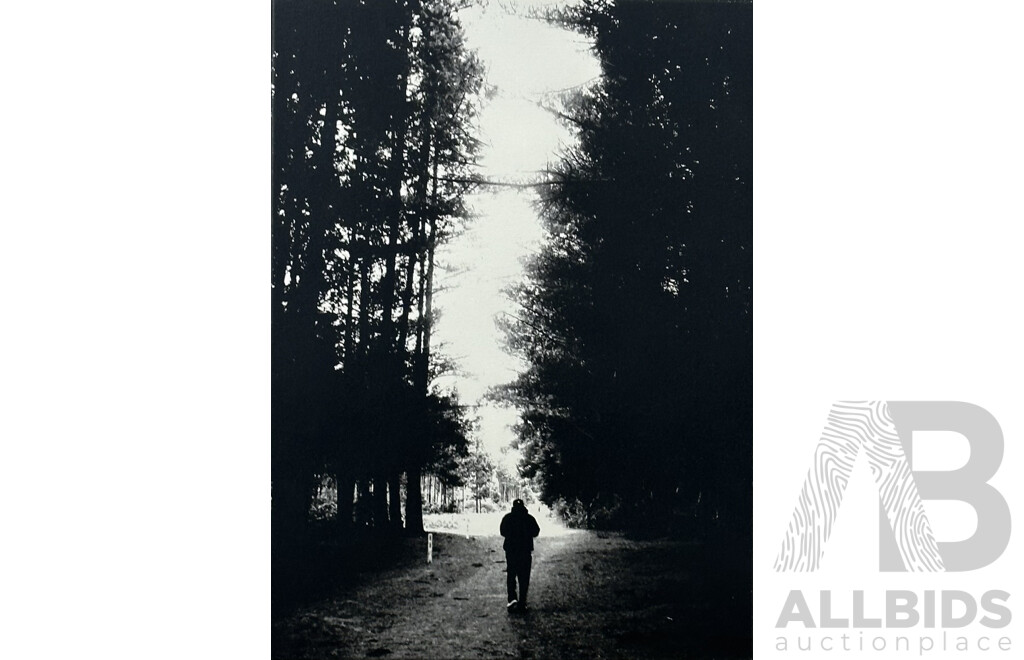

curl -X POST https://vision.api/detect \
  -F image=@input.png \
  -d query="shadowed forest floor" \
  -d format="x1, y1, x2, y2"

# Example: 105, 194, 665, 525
273, 522, 750, 659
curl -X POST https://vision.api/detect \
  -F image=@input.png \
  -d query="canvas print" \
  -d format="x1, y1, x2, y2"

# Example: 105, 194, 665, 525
271, 0, 751, 657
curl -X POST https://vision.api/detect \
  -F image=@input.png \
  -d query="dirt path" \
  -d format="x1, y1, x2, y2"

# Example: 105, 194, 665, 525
273, 521, 749, 659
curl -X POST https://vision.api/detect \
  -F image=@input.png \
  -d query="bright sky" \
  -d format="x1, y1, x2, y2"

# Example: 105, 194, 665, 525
431, 1, 601, 473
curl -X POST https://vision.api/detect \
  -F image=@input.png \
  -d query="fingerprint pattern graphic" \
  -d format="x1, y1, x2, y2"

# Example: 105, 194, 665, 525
774, 401, 945, 572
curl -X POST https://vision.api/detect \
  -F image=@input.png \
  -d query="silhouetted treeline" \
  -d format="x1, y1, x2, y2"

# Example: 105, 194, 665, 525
498, 0, 752, 535
272, 0, 482, 545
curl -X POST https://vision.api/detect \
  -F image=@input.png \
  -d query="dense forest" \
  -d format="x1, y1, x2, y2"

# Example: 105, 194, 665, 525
498, 0, 752, 535
272, 0, 486, 548
272, 0, 751, 565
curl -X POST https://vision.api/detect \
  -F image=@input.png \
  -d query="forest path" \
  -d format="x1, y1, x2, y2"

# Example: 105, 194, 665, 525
273, 522, 747, 659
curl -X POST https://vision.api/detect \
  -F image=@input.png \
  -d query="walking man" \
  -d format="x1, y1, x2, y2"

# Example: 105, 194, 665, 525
500, 498, 540, 611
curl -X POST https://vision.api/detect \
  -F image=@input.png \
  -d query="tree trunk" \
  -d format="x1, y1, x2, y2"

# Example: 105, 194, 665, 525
420, 163, 439, 379
296, 93, 339, 318
343, 258, 356, 363
404, 216, 430, 531
357, 258, 372, 361
378, 12, 412, 357
397, 127, 432, 356
337, 473, 355, 528
372, 475, 389, 527
388, 472, 403, 529
405, 464, 424, 534
355, 480, 372, 526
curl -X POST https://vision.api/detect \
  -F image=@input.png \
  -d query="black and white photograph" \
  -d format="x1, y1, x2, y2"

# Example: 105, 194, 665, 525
270, 0, 752, 657
9, 1, 1024, 659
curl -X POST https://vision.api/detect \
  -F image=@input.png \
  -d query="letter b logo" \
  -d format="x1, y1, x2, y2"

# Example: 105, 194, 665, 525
774, 401, 1010, 572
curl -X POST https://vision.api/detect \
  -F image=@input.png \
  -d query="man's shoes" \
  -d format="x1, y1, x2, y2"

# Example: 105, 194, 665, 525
518, 603, 529, 612
507, 599, 518, 610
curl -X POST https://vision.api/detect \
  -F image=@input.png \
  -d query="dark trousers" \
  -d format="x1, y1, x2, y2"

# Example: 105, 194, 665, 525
506, 551, 532, 604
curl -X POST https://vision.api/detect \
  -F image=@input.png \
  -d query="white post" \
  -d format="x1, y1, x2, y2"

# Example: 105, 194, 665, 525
427, 532, 433, 564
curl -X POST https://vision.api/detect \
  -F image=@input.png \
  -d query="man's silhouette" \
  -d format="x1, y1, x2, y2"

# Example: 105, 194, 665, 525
500, 498, 540, 611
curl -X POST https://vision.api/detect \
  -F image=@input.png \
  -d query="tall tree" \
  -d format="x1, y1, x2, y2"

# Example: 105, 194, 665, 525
272, 0, 483, 541
500, 0, 752, 534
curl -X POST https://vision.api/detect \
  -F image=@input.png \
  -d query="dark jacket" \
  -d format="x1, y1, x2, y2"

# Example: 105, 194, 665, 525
500, 506, 540, 553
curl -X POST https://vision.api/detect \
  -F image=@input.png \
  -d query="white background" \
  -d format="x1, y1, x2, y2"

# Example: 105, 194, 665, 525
1, 1, 1022, 658
756, 1, 1024, 657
